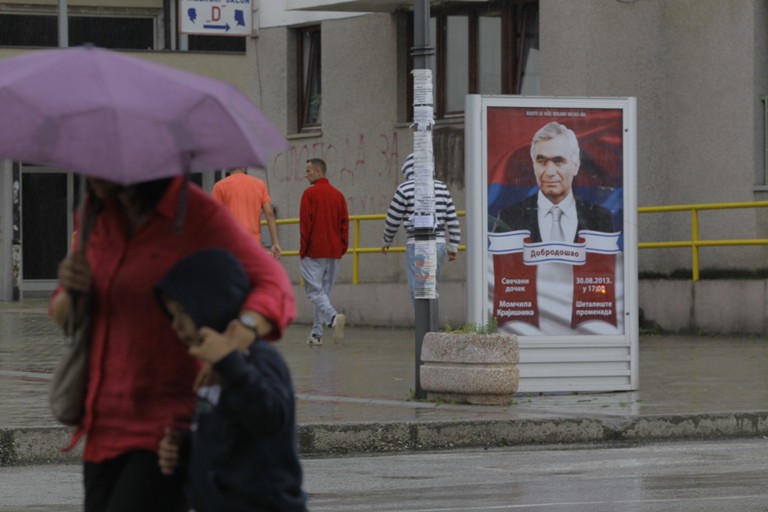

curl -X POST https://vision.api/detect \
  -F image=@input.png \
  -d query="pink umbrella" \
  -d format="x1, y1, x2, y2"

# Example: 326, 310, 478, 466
0, 45, 286, 184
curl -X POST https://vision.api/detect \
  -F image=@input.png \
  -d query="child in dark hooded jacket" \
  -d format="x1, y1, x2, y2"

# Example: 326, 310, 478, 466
154, 248, 307, 512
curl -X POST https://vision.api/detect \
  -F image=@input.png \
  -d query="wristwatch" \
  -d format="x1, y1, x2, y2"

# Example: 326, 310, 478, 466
238, 315, 260, 338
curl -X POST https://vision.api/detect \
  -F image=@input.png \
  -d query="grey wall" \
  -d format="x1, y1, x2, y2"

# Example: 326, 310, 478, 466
250, 1, 768, 283
250, 13, 467, 288
541, 0, 768, 272
240, 1, 768, 331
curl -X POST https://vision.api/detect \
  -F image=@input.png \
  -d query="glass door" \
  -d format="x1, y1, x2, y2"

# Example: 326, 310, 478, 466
20, 166, 74, 295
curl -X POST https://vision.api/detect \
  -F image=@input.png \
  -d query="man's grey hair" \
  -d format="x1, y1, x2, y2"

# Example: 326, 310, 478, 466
530, 121, 580, 165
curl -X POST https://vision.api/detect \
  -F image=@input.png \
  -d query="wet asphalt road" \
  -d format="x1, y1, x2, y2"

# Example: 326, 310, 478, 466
5, 438, 768, 511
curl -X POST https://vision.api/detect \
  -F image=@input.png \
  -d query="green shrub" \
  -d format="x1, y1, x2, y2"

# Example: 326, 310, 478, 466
443, 316, 498, 335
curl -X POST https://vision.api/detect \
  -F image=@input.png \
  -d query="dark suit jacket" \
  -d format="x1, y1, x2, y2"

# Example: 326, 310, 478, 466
492, 193, 615, 243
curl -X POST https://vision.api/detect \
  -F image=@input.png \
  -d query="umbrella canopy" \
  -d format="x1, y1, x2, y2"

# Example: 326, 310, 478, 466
0, 45, 286, 184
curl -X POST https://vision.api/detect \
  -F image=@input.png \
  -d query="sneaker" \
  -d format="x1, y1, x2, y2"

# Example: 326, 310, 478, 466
306, 335, 323, 346
331, 313, 346, 341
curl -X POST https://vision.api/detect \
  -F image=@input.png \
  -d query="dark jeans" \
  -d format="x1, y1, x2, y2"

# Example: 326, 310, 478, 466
83, 450, 187, 512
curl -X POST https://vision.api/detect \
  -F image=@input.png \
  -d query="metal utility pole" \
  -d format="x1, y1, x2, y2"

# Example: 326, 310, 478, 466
58, 0, 68, 47
411, 0, 435, 399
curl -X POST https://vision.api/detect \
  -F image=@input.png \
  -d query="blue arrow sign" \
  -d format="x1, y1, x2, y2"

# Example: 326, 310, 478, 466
203, 23, 230, 31
180, 0, 251, 36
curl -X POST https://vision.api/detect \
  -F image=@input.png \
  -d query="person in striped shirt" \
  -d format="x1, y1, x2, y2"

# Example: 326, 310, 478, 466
381, 153, 461, 300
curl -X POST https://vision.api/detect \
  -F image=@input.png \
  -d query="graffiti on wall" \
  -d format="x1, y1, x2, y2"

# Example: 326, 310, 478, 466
265, 128, 466, 216
270, 131, 403, 215
271, 131, 402, 184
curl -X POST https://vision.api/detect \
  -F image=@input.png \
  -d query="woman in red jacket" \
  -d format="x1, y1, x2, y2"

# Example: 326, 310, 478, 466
51, 176, 295, 512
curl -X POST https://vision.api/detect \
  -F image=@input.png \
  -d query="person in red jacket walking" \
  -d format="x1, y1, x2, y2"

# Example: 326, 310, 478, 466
300, 158, 349, 346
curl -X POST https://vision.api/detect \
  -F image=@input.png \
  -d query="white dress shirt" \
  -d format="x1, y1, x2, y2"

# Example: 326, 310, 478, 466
537, 191, 578, 243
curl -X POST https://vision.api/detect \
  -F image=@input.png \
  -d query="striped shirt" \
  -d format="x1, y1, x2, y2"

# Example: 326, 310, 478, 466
382, 156, 461, 251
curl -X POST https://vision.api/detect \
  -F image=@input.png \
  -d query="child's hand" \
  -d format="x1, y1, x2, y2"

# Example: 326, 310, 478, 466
158, 427, 180, 476
190, 325, 238, 364
193, 362, 221, 391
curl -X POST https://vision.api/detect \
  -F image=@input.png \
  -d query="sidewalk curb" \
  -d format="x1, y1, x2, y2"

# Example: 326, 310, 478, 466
298, 412, 768, 455
0, 427, 81, 465
5, 412, 768, 465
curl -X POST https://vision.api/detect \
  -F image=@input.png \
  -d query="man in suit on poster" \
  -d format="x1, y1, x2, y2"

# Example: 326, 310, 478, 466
492, 121, 614, 239
490, 121, 622, 336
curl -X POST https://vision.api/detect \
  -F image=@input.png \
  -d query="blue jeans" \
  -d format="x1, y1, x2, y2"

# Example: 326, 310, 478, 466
300, 257, 340, 338
405, 242, 447, 301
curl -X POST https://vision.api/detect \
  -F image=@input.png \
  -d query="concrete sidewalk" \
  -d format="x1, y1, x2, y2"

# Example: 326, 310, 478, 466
3, 299, 768, 465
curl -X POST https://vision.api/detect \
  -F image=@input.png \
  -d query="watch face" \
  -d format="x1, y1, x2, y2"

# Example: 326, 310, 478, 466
239, 316, 259, 335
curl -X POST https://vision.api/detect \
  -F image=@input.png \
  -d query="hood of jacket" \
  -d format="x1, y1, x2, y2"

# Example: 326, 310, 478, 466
155, 248, 249, 333
402, 153, 439, 181
402, 153, 415, 181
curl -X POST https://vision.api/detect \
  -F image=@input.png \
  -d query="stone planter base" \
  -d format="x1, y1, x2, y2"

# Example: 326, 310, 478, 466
420, 332, 519, 406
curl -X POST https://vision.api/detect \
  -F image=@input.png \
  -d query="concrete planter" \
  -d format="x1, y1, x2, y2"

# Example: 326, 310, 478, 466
420, 332, 520, 406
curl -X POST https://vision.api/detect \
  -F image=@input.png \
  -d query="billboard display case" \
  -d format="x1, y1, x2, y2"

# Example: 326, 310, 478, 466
466, 95, 638, 392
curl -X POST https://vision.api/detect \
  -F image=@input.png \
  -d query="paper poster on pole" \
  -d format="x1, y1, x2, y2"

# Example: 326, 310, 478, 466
413, 131, 433, 162
412, 69, 434, 106
413, 239, 437, 299
413, 106, 435, 130
465, 95, 638, 392
413, 215, 434, 229
413, 131, 435, 222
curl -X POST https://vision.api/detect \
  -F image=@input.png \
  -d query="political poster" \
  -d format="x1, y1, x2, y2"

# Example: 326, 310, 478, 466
487, 106, 625, 336
465, 96, 638, 392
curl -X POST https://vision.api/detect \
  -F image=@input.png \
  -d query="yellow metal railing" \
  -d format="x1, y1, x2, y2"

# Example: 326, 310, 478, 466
638, 201, 768, 281
271, 212, 466, 284
274, 202, 768, 283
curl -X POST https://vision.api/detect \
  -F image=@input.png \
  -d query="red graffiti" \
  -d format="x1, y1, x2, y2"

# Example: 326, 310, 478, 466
270, 132, 401, 187
345, 193, 392, 214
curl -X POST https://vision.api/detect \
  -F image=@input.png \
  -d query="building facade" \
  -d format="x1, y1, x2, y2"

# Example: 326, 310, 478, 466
2, 0, 768, 325
254, 0, 768, 292
0, 0, 248, 298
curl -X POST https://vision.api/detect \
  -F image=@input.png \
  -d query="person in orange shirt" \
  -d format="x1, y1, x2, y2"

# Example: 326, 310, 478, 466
212, 168, 281, 258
